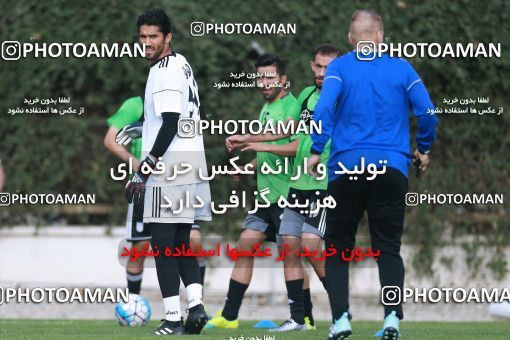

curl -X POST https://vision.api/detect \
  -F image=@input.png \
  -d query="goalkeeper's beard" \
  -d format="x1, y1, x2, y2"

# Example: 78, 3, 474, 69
146, 44, 164, 61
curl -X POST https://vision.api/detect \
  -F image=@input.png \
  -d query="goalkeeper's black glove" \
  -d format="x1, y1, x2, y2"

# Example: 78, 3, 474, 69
125, 156, 156, 207
116, 121, 143, 146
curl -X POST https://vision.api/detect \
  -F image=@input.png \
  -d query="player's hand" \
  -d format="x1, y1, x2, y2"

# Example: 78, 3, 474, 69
413, 149, 429, 174
125, 156, 156, 204
241, 142, 268, 152
307, 154, 321, 177
116, 121, 143, 146
225, 134, 248, 152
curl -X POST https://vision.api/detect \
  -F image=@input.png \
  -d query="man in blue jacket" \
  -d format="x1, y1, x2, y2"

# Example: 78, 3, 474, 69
308, 9, 438, 340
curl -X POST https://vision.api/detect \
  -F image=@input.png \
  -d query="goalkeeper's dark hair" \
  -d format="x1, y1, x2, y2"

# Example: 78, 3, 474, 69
255, 53, 286, 76
313, 44, 341, 59
137, 8, 172, 37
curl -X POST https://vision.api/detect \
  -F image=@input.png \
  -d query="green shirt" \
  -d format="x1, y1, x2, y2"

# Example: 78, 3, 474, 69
106, 96, 143, 160
290, 86, 330, 191
256, 93, 299, 203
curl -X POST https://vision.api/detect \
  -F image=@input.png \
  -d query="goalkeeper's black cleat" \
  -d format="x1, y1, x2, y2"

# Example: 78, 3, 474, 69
184, 304, 208, 334
154, 319, 185, 336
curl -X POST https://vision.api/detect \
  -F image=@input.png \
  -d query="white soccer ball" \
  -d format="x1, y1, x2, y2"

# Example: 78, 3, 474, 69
115, 294, 151, 326
489, 301, 510, 319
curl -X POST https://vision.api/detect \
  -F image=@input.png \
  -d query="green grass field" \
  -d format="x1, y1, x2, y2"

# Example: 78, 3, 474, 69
0, 320, 509, 339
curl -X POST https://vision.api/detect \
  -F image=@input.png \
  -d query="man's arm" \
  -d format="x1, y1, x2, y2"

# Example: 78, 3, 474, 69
408, 79, 438, 154
124, 111, 180, 204
147, 64, 185, 159
310, 66, 342, 155
149, 112, 180, 159
241, 138, 299, 157
308, 66, 342, 175
407, 66, 439, 172
104, 126, 141, 170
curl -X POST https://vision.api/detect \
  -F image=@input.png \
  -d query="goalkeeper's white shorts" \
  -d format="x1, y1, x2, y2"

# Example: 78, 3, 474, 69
143, 182, 212, 224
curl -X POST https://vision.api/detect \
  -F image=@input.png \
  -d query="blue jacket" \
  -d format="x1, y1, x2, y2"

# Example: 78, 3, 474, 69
311, 51, 438, 180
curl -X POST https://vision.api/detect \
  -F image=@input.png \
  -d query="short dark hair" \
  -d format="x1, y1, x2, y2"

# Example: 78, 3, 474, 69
255, 53, 286, 76
137, 8, 172, 37
313, 44, 341, 59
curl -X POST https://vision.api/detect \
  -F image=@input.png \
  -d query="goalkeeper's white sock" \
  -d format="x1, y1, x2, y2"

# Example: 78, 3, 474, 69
163, 295, 181, 321
186, 283, 203, 308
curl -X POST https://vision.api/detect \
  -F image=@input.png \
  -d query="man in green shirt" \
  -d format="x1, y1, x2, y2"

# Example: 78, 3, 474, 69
105, 96, 208, 297
207, 54, 299, 329
226, 45, 341, 332
105, 96, 149, 297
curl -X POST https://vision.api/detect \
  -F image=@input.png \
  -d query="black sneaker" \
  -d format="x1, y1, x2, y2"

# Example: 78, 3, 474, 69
184, 304, 208, 334
154, 319, 185, 336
